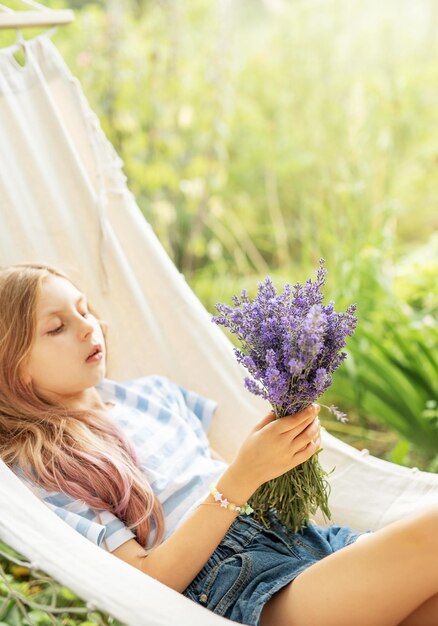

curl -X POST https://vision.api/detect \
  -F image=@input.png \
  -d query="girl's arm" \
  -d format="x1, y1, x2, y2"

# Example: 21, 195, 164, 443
112, 462, 257, 592
112, 405, 321, 592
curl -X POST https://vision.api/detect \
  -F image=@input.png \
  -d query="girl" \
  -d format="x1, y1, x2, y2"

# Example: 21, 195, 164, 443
0, 263, 437, 626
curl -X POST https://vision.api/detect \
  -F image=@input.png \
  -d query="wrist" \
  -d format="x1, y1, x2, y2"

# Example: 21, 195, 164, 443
208, 485, 254, 515
217, 463, 258, 505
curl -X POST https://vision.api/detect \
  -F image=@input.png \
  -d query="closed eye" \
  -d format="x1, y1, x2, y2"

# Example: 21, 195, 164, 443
47, 312, 89, 336
48, 324, 64, 335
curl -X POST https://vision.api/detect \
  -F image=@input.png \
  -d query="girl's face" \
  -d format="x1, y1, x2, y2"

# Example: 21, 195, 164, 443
22, 275, 107, 406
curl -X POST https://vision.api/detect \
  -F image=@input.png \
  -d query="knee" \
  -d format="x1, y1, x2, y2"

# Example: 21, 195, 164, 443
403, 504, 438, 544
414, 504, 438, 526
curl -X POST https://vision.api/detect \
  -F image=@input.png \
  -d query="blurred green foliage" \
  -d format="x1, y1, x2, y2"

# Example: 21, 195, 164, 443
0, 542, 126, 626
326, 315, 438, 467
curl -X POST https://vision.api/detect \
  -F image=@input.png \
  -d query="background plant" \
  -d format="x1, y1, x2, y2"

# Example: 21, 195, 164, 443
0, 541, 126, 626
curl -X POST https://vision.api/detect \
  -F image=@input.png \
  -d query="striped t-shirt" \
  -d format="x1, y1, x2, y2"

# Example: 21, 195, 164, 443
16, 375, 228, 552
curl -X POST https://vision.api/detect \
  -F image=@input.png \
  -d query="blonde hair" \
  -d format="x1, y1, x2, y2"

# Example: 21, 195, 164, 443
0, 264, 165, 553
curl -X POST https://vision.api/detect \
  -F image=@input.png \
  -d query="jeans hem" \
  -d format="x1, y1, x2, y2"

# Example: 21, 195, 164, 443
249, 562, 318, 626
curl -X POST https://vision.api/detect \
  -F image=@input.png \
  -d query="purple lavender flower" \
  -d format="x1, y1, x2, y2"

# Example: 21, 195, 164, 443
212, 259, 358, 531
213, 258, 357, 419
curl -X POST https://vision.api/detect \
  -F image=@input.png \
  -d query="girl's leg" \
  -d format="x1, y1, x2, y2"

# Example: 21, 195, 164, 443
398, 593, 438, 626
260, 506, 438, 626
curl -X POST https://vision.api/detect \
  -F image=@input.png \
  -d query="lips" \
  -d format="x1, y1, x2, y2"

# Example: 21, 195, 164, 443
86, 343, 103, 361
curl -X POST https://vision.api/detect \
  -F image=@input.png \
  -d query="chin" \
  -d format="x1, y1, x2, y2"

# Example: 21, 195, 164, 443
95, 368, 106, 382
87, 368, 106, 387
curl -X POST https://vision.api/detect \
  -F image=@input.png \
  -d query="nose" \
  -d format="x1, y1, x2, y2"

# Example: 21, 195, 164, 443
78, 315, 95, 340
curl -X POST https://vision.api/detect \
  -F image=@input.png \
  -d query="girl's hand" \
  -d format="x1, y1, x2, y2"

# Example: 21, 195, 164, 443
230, 404, 322, 490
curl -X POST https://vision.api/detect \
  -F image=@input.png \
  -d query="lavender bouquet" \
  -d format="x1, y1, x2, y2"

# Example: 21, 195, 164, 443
212, 259, 357, 532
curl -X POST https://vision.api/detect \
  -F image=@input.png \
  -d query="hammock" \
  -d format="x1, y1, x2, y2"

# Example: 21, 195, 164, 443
0, 33, 437, 626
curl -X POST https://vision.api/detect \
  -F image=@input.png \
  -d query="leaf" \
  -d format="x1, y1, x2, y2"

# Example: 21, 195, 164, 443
388, 439, 411, 466
2, 603, 25, 626
356, 351, 418, 423
416, 341, 438, 379
358, 332, 428, 417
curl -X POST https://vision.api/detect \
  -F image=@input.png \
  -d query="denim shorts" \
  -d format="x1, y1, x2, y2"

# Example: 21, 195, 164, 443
182, 510, 372, 626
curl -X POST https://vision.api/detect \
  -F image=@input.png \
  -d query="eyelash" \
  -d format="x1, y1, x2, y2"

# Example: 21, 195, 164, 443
47, 312, 89, 335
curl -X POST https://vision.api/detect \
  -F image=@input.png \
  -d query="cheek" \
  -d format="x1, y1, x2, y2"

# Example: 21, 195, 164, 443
25, 345, 55, 377
21, 349, 45, 386
27, 339, 72, 374
25, 343, 78, 392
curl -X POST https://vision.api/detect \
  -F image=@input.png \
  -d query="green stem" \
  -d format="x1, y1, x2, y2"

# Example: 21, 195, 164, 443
248, 451, 334, 532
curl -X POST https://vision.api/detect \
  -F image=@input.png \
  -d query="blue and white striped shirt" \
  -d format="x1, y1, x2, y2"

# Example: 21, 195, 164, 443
17, 375, 228, 552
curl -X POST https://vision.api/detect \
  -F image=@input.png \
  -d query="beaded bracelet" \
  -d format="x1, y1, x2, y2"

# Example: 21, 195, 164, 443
206, 484, 254, 515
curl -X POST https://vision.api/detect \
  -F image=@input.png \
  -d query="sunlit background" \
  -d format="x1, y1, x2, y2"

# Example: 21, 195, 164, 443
2, 0, 437, 471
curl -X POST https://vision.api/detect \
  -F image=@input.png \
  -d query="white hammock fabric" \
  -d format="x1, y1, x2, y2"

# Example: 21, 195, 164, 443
0, 34, 437, 626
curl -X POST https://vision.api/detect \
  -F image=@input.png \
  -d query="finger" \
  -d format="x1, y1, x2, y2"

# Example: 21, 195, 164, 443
297, 440, 313, 453
293, 417, 320, 451
294, 437, 319, 461
296, 424, 322, 453
275, 404, 320, 434
308, 431, 322, 451
293, 414, 320, 437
